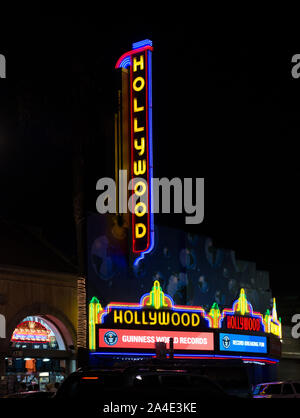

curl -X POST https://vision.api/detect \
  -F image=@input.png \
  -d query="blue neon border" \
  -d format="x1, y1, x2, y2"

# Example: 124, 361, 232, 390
90, 352, 279, 364
132, 39, 153, 49
119, 56, 131, 69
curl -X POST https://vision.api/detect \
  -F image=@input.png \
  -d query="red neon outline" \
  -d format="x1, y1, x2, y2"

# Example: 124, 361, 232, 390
115, 45, 153, 69
225, 315, 261, 332
220, 297, 266, 332
145, 50, 150, 251
130, 49, 150, 254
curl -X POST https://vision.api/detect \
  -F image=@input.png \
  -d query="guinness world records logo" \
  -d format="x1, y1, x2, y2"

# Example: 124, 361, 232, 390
222, 335, 231, 349
104, 331, 118, 346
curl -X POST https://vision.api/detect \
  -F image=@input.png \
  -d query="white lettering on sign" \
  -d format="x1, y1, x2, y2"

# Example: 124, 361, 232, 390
98, 328, 214, 351
232, 339, 265, 348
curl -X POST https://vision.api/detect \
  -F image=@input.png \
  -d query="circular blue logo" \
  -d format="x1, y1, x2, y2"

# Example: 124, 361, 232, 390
222, 335, 231, 349
104, 331, 118, 346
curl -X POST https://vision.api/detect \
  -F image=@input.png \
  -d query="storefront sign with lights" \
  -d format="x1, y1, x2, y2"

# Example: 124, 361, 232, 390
11, 321, 51, 343
115, 40, 154, 265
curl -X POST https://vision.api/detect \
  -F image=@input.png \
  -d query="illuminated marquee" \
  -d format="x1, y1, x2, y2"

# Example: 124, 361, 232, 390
219, 289, 265, 333
11, 321, 51, 343
89, 280, 210, 350
264, 299, 282, 338
89, 283, 281, 358
208, 288, 282, 338
97, 281, 209, 332
116, 40, 154, 265
112, 309, 203, 328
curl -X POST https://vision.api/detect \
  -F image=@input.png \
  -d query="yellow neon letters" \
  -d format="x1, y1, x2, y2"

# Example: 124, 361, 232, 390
135, 223, 147, 238
135, 202, 147, 217
148, 311, 157, 326
134, 311, 141, 325
124, 310, 133, 324
132, 51, 148, 251
112, 309, 202, 328
182, 313, 190, 326
133, 76, 145, 92
114, 309, 123, 324
158, 311, 169, 326
134, 137, 145, 156
134, 181, 147, 196
133, 55, 144, 72
134, 160, 146, 175
134, 117, 144, 133
171, 313, 180, 326
134, 98, 144, 113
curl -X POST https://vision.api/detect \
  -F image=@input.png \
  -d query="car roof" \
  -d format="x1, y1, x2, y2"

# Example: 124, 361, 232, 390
74, 368, 215, 377
64, 369, 125, 379
255, 381, 300, 386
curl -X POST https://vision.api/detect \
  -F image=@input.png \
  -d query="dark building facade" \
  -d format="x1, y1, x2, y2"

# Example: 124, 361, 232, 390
0, 219, 85, 395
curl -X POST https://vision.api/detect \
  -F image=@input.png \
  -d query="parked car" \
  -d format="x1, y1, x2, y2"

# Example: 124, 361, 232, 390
122, 359, 252, 398
54, 368, 128, 400
125, 370, 234, 400
253, 381, 300, 398
54, 367, 236, 400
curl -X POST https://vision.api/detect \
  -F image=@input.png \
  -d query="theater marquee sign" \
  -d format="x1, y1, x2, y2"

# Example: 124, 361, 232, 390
115, 39, 154, 266
88, 281, 281, 362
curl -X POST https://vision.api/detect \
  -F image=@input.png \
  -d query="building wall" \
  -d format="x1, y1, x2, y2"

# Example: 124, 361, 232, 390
0, 265, 79, 356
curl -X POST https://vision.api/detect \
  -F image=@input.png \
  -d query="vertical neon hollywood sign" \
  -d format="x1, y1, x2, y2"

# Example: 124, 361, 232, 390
116, 40, 154, 266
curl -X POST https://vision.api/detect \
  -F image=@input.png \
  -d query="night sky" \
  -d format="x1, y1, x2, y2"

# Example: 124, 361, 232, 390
1, 16, 300, 298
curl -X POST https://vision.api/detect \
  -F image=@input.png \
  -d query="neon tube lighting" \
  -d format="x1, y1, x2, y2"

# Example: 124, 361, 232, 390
132, 39, 153, 49
90, 352, 278, 364
119, 56, 131, 69
115, 45, 153, 69
133, 49, 155, 266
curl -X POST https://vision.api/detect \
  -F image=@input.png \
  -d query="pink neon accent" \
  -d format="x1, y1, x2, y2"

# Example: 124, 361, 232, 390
115, 45, 153, 69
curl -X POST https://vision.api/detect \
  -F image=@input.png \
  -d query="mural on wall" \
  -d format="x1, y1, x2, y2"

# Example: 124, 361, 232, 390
87, 212, 272, 313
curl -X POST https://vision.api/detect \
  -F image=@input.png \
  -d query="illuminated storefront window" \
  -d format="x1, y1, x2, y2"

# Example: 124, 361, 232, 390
10, 316, 65, 351
6, 316, 68, 391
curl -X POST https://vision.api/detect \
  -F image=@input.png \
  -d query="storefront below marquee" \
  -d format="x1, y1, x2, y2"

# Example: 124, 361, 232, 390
3, 316, 75, 392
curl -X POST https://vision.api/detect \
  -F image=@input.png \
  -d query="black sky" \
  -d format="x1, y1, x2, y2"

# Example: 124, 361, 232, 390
0, 16, 300, 297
